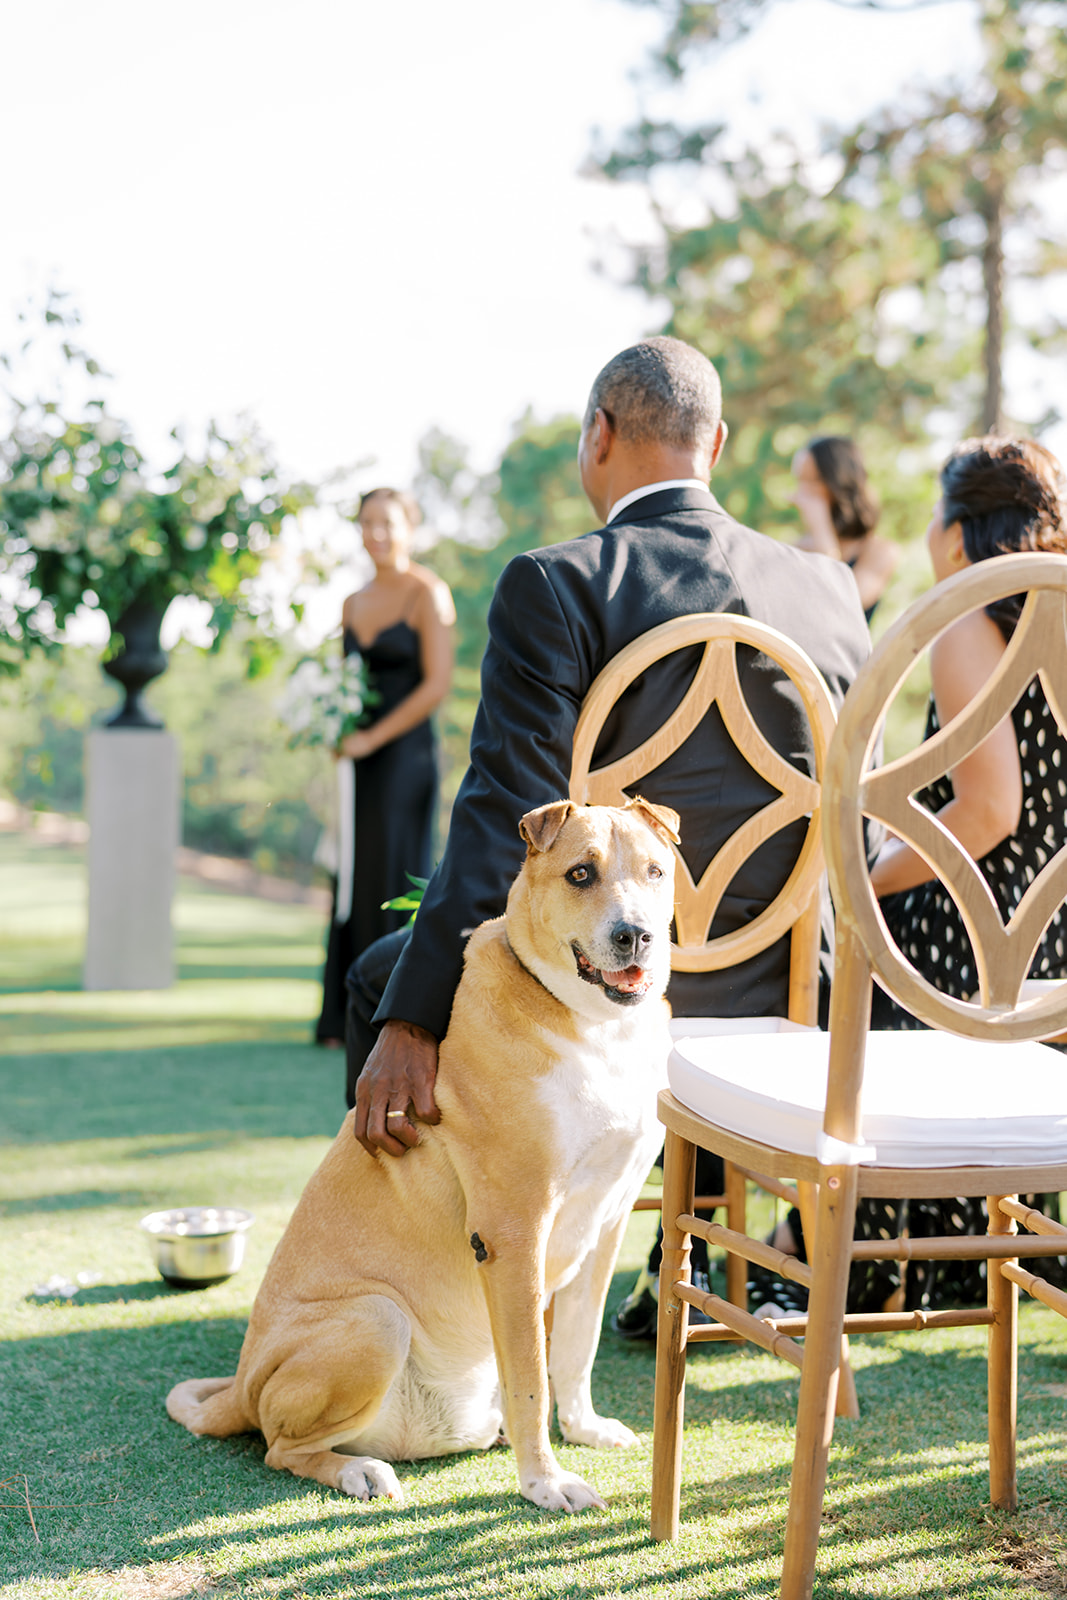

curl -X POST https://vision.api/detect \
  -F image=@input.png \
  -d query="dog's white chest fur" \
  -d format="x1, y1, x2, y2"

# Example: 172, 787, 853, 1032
536, 1012, 669, 1293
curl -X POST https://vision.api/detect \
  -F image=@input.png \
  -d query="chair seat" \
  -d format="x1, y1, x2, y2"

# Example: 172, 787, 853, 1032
668, 1027, 1067, 1167
668, 1015, 817, 1041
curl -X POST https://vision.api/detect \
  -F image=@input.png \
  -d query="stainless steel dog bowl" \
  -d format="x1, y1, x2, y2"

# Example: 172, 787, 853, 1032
140, 1207, 254, 1289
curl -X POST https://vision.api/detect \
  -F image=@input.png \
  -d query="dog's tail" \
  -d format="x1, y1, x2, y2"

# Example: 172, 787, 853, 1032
166, 1376, 249, 1437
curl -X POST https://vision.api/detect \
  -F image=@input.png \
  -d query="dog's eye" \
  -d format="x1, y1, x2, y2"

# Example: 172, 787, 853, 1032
648, 863, 664, 879
566, 864, 595, 886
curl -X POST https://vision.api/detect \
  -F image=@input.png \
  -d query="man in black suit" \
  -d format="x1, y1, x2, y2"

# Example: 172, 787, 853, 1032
345, 337, 870, 1325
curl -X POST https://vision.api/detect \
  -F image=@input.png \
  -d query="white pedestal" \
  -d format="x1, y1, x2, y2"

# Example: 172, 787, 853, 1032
84, 728, 180, 991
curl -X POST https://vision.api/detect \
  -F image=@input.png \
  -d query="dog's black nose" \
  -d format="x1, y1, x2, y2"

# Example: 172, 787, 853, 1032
610, 922, 652, 958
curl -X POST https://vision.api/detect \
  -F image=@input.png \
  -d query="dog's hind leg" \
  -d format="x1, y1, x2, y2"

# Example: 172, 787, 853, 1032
550, 1210, 639, 1449
259, 1294, 411, 1504
267, 1442, 405, 1504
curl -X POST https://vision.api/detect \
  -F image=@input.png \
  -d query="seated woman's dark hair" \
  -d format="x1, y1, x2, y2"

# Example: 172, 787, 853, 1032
807, 436, 880, 543
940, 436, 1067, 636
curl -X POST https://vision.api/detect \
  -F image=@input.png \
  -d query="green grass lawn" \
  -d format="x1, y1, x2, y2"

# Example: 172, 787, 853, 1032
1, 833, 1065, 1598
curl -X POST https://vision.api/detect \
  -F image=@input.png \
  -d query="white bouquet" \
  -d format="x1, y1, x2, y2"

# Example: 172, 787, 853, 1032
276, 653, 374, 750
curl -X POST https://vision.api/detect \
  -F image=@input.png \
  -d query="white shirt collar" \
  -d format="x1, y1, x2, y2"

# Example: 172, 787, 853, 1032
606, 478, 711, 526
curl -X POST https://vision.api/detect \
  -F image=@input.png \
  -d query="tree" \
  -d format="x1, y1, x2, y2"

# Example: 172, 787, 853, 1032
495, 411, 589, 554
601, 0, 1067, 438
840, 0, 1067, 434
598, 122, 959, 556
421, 411, 584, 679
410, 414, 586, 802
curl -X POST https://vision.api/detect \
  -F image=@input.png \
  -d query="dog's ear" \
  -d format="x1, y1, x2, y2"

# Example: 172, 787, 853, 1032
518, 800, 575, 854
626, 795, 681, 846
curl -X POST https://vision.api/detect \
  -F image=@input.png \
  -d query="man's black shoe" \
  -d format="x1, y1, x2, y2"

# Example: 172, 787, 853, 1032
611, 1271, 714, 1341
611, 1285, 658, 1340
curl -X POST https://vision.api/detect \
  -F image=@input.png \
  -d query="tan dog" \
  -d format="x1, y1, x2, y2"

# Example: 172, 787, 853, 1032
166, 797, 679, 1512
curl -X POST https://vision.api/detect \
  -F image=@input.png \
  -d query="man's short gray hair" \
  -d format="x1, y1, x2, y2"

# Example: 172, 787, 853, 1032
583, 337, 722, 459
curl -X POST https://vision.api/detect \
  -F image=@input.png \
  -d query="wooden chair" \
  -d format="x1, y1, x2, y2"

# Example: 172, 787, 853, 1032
569, 612, 838, 1309
650, 553, 1067, 1600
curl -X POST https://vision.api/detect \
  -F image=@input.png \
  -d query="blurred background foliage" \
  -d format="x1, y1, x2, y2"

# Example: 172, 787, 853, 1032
0, 635, 330, 879
4, 0, 1065, 872
0, 394, 926, 883
0, 409, 592, 879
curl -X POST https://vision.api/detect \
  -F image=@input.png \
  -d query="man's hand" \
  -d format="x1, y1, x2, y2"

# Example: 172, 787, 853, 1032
354, 1019, 441, 1157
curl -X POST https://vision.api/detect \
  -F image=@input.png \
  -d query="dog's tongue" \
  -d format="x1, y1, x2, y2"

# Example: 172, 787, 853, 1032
601, 965, 650, 994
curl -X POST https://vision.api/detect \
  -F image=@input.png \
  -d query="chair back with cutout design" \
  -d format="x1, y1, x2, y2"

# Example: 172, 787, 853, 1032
825, 551, 1067, 1049
570, 613, 838, 1022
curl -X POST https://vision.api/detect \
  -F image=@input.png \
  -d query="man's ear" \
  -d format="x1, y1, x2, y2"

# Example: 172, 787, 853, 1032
593, 407, 614, 465
519, 800, 575, 854
708, 417, 728, 473
626, 795, 681, 846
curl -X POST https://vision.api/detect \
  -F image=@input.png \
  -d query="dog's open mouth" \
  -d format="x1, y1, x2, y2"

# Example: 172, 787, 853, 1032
572, 943, 654, 1005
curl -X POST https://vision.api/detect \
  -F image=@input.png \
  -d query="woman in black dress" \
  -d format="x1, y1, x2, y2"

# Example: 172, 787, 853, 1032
862, 436, 1067, 1306
760, 437, 1067, 1314
791, 435, 898, 623
316, 488, 455, 1046
871, 437, 1067, 1007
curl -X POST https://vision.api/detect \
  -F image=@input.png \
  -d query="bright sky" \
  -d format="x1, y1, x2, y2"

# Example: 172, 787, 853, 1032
2, 0, 988, 477
2, 0, 667, 489
2, 0, 1021, 640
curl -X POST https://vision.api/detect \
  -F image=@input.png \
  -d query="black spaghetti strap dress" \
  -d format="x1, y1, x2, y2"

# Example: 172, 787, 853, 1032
315, 621, 439, 1043
750, 678, 1067, 1314
873, 678, 1067, 1027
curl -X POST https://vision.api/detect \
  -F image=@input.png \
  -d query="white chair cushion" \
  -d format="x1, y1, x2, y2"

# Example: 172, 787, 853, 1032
669, 1016, 817, 1041
668, 1026, 1067, 1168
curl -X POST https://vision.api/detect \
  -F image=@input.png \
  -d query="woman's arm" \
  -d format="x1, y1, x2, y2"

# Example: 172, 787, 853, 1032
793, 481, 841, 558
339, 574, 455, 760
871, 609, 1022, 897
847, 535, 898, 614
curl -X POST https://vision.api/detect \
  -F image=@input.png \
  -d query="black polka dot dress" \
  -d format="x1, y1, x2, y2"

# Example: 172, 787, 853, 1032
857, 679, 1067, 1308
873, 677, 1067, 1027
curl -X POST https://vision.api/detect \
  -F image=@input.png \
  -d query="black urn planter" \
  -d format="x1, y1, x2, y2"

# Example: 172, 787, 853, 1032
103, 602, 168, 728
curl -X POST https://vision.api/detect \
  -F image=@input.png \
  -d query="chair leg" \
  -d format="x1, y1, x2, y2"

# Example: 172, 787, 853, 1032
796, 1179, 859, 1421
651, 1128, 697, 1542
987, 1193, 1018, 1512
781, 1165, 858, 1600
724, 1160, 748, 1308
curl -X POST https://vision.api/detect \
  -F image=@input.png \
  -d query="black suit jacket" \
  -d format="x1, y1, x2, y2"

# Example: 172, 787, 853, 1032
376, 486, 872, 1036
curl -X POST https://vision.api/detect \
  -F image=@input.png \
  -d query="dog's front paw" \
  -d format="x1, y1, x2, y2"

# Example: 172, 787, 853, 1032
521, 1471, 606, 1513
560, 1413, 638, 1450
338, 1457, 405, 1505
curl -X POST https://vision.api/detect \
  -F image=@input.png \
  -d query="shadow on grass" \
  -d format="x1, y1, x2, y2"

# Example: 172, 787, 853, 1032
1, 963, 322, 990
6, 960, 321, 985
0, 975, 84, 996
173, 963, 320, 983
124, 1135, 259, 1161
2, 1318, 1064, 1597
0, 1040, 340, 1145
3, 1015, 315, 1047
2, 1189, 149, 1217
25, 1279, 192, 1307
